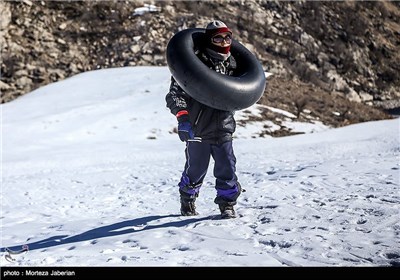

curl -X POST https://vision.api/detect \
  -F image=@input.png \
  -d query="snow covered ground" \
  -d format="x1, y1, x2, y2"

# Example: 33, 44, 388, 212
1, 67, 399, 267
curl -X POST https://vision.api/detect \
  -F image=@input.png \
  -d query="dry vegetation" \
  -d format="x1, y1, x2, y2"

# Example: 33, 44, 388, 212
1, 0, 398, 136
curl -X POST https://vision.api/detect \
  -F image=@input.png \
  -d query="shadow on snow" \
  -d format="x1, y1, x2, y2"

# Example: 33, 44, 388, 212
1, 214, 213, 253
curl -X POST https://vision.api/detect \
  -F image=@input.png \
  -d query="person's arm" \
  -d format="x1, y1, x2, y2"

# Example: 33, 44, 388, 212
166, 77, 190, 116
165, 77, 194, 141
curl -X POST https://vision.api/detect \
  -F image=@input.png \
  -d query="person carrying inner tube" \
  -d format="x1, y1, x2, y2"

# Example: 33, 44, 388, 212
165, 20, 242, 219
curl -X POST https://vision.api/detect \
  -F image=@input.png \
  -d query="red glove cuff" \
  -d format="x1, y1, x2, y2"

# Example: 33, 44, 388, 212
176, 110, 189, 123
176, 110, 189, 118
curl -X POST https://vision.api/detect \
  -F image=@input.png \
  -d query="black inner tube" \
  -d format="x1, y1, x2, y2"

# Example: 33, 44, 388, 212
166, 28, 266, 111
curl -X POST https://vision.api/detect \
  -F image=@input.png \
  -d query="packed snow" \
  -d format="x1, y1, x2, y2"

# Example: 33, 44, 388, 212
1, 67, 399, 267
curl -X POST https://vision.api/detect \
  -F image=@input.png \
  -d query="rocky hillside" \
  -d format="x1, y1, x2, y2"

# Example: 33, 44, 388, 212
1, 0, 398, 135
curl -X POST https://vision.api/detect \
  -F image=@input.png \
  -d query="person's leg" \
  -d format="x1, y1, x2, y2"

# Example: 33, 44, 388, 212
179, 141, 211, 215
211, 141, 241, 214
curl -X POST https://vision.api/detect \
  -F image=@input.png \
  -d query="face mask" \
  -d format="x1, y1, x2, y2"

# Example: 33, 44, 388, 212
208, 33, 232, 54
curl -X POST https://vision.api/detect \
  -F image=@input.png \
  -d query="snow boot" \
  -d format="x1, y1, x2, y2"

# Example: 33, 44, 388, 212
180, 197, 198, 216
219, 203, 236, 219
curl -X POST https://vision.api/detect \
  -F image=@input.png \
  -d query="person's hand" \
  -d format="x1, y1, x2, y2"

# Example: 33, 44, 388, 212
178, 121, 194, 142
176, 110, 194, 142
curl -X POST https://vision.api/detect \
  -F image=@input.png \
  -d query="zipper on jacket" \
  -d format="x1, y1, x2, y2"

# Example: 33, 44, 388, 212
194, 109, 203, 127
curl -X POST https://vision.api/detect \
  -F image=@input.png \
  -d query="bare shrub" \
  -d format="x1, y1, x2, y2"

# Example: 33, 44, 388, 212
294, 96, 309, 118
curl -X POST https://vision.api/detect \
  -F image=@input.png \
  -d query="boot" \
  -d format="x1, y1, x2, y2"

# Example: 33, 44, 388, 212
180, 197, 199, 216
219, 203, 236, 219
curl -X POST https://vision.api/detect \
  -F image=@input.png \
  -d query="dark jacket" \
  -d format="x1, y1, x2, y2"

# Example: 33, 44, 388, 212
166, 49, 237, 144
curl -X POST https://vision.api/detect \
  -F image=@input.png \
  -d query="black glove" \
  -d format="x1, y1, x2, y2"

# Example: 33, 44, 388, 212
176, 111, 194, 142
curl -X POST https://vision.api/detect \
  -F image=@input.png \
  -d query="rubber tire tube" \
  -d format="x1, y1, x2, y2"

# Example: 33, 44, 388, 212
166, 28, 266, 111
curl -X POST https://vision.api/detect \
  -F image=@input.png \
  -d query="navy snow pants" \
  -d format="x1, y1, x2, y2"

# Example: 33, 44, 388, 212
179, 140, 241, 205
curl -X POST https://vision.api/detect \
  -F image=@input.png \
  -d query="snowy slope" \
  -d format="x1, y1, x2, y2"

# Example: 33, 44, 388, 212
1, 67, 399, 267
